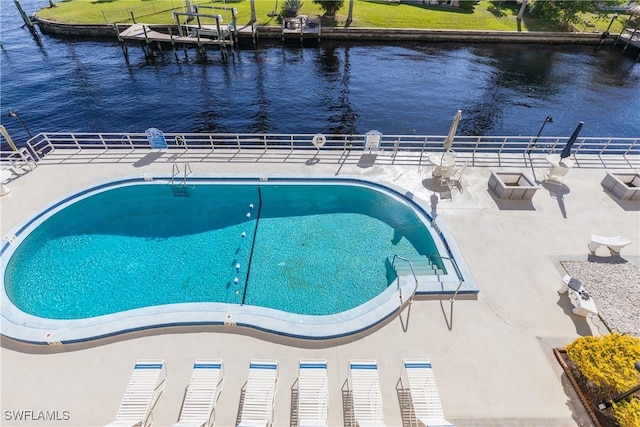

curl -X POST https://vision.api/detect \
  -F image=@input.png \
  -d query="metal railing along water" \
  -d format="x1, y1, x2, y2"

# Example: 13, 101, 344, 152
22, 132, 640, 162
0, 147, 37, 170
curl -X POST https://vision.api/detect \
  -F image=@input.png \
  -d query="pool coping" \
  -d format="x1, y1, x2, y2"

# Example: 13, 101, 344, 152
0, 174, 477, 345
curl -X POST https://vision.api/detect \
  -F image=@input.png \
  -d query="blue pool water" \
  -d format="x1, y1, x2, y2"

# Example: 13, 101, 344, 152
4, 181, 438, 319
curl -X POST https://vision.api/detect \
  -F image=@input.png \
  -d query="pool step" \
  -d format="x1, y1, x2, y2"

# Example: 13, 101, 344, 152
387, 256, 443, 277
171, 185, 190, 197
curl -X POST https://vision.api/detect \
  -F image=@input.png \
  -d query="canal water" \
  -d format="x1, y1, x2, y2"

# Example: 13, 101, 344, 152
1, 1, 639, 150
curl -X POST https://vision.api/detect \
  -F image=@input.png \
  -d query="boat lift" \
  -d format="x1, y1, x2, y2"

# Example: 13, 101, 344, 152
115, 5, 237, 63
174, 5, 237, 46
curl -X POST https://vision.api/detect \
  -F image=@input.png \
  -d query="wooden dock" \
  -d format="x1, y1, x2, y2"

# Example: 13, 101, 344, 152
615, 27, 640, 60
118, 23, 234, 47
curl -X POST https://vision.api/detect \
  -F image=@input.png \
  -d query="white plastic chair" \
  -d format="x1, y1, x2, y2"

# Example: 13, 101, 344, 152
543, 165, 570, 184
105, 360, 167, 427
349, 360, 385, 427
403, 360, 453, 427
237, 360, 278, 427
297, 360, 328, 427
174, 360, 224, 427
440, 163, 467, 190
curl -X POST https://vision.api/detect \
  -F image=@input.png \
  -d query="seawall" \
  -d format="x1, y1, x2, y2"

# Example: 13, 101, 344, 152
34, 16, 615, 45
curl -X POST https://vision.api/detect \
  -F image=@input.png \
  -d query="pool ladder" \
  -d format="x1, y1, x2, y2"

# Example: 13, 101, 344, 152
171, 163, 192, 196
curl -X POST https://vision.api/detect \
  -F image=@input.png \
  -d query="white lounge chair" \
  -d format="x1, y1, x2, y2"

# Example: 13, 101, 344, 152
237, 360, 278, 427
174, 360, 224, 427
297, 360, 329, 427
543, 165, 570, 184
349, 360, 385, 427
588, 235, 632, 256
106, 360, 167, 427
403, 360, 453, 427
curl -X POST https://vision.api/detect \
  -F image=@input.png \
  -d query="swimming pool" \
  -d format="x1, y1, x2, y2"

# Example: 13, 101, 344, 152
0, 176, 476, 344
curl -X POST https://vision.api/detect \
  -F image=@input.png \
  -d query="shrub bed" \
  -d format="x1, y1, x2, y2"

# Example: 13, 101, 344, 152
559, 334, 640, 427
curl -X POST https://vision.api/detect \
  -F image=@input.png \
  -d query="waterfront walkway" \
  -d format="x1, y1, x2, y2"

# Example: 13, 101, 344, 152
1, 148, 639, 426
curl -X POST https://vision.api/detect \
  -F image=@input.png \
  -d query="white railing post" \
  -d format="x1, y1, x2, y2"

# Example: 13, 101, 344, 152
393, 139, 399, 162
623, 139, 638, 156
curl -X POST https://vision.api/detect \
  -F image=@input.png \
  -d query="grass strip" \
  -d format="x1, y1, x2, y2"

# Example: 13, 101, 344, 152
35, 0, 625, 33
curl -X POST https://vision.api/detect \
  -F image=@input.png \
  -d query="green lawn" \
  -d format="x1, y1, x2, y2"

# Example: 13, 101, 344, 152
37, 0, 626, 33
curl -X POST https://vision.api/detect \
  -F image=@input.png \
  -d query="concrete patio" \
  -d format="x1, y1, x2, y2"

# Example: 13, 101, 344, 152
1, 148, 638, 426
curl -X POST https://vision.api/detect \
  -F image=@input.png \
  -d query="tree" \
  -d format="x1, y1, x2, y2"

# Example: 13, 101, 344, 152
458, 0, 476, 11
517, 0, 528, 32
313, 0, 345, 18
530, 0, 625, 29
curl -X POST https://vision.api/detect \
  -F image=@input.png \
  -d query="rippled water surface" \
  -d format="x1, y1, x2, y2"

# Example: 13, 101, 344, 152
1, 0, 639, 149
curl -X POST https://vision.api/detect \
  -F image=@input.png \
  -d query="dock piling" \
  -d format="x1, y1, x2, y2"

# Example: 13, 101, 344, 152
167, 27, 179, 61
14, 0, 34, 29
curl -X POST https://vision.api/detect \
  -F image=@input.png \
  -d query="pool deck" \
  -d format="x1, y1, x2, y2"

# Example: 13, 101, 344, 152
1, 148, 639, 426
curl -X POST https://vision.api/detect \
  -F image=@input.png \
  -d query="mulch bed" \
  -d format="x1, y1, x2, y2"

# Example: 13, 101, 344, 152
554, 348, 619, 427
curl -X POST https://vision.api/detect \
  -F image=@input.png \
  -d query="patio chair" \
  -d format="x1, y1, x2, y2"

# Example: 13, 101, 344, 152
174, 360, 224, 427
349, 360, 385, 427
105, 360, 167, 427
402, 360, 453, 427
237, 360, 278, 427
543, 165, 570, 185
440, 163, 467, 190
297, 360, 329, 427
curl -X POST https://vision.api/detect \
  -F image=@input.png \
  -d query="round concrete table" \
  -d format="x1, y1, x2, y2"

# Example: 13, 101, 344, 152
428, 152, 456, 176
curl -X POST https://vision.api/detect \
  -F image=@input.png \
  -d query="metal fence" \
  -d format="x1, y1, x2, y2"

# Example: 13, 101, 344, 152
23, 132, 640, 161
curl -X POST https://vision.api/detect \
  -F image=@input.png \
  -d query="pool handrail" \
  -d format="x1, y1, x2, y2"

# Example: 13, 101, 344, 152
391, 254, 419, 305
428, 253, 464, 301
428, 253, 463, 279
171, 162, 192, 186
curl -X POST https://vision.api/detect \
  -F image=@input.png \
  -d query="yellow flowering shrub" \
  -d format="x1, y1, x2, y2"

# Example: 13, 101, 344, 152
613, 398, 640, 427
566, 333, 640, 427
